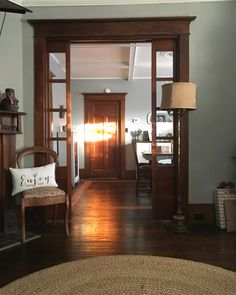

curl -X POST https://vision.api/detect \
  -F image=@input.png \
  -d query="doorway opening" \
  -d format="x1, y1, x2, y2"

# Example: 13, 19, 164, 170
69, 42, 152, 182
30, 17, 194, 219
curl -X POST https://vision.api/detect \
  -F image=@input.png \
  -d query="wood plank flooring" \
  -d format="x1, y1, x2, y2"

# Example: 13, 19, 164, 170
0, 180, 236, 287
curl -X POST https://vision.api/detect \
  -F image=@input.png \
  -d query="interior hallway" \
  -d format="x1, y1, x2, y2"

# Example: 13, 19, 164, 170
0, 180, 236, 287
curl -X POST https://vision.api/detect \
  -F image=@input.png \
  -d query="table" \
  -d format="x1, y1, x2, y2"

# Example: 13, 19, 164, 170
142, 152, 172, 165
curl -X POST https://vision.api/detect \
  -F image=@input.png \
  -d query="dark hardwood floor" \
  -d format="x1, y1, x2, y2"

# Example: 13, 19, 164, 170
0, 180, 236, 288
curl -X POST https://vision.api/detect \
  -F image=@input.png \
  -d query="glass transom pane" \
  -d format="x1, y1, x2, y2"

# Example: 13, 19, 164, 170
49, 53, 66, 79
156, 110, 173, 137
156, 51, 173, 78
50, 140, 67, 166
156, 80, 172, 108
156, 139, 173, 165
50, 112, 67, 138
51, 83, 66, 109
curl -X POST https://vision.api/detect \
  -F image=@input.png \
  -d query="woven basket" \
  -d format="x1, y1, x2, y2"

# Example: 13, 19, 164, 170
214, 189, 236, 229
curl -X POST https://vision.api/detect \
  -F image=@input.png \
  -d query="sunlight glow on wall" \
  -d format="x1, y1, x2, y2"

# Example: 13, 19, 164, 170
85, 122, 117, 142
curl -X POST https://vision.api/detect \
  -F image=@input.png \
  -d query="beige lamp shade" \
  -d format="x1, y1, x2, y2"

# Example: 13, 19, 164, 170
161, 82, 196, 110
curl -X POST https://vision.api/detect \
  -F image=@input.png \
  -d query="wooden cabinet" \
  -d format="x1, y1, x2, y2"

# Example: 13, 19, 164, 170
0, 111, 25, 232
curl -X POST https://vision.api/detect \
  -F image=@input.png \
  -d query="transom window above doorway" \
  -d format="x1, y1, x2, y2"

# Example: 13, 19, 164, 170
49, 43, 173, 81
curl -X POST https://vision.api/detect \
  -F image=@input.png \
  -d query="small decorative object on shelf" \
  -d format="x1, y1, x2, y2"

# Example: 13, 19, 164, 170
131, 129, 143, 141
142, 130, 150, 141
62, 124, 67, 132
59, 105, 65, 119
0, 88, 19, 112
214, 181, 236, 229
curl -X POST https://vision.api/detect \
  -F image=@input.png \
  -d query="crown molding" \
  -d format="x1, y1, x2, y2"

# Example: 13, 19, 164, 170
14, 0, 235, 7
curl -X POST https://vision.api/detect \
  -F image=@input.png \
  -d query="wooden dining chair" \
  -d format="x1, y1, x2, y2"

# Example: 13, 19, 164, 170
15, 146, 69, 244
132, 140, 152, 196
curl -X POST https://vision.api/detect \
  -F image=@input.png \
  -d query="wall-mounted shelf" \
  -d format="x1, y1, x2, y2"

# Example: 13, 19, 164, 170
0, 110, 26, 134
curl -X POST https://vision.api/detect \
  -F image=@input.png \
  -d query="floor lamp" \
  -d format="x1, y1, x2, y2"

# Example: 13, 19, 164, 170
161, 82, 196, 233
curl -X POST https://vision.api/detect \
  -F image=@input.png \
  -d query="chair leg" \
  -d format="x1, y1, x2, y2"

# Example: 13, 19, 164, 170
135, 170, 139, 196
20, 199, 26, 245
53, 204, 57, 225
65, 194, 69, 236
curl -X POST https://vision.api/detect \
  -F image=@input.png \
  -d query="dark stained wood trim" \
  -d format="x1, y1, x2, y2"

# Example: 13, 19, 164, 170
151, 39, 178, 220
188, 203, 215, 225
28, 17, 196, 39
29, 17, 196, 220
30, 17, 196, 24
120, 97, 126, 179
79, 168, 86, 179
82, 93, 126, 100
66, 42, 72, 200
84, 98, 90, 179
48, 137, 67, 141
123, 170, 136, 180
178, 34, 190, 216
34, 37, 47, 149
79, 169, 135, 180
151, 41, 157, 218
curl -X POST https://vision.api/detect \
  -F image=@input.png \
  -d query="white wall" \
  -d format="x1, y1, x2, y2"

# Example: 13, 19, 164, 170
1, 1, 236, 203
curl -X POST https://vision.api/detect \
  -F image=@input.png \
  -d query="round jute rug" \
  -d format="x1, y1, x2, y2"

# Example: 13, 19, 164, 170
1, 255, 236, 295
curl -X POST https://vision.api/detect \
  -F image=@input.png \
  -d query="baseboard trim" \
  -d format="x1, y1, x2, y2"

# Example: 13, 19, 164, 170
79, 169, 136, 180
188, 203, 215, 225
79, 169, 86, 179
123, 170, 136, 180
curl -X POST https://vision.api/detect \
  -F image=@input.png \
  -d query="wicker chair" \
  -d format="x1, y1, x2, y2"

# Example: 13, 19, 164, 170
16, 146, 69, 244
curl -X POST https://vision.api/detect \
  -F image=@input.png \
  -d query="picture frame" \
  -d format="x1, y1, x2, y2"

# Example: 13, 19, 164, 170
146, 111, 173, 124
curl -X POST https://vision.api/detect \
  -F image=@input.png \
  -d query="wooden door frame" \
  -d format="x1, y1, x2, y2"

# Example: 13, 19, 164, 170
29, 16, 196, 218
45, 42, 72, 196
84, 93, 126, 179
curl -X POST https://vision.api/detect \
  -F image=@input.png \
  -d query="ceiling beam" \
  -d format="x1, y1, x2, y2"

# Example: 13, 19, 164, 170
128, 43, 136, 81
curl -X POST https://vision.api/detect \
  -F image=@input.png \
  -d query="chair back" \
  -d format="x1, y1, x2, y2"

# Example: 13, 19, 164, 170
16, 146, 59, 168
132, 139, 140, 166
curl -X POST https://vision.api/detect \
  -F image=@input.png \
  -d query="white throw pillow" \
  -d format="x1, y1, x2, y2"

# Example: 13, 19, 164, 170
10, 163, 58, 196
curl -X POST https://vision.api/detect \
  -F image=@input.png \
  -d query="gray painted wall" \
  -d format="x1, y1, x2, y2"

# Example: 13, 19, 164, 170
1, 1, 236, 203
0, 13, 24, 148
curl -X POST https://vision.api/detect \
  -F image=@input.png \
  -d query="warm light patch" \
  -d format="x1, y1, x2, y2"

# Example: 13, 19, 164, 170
71, 196, 119, 244
85, 122, 117, 142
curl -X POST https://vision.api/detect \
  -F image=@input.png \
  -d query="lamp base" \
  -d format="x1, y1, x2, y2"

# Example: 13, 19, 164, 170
171, 213, 190, 234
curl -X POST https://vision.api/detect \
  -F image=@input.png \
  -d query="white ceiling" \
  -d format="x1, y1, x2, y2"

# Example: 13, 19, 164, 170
15, 0, 234, 7
70, 43, 151, 80
50, 43, 173, 80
